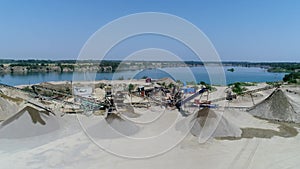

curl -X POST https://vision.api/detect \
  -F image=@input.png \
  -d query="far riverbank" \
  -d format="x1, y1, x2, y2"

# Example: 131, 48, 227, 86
0, 66, 286, 86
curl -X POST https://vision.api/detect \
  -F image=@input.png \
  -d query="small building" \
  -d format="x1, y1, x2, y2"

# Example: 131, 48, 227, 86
73, 86, 93, 98
137, 86, 145, 97
145, 77, 152, 83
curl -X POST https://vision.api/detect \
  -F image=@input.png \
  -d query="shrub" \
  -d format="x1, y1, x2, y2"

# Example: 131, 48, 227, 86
128, 83, 134, 92
283, 72, 300, 84
231, 82, 247, 95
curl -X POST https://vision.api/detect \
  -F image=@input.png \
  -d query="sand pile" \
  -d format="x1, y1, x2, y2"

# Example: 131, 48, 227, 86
0, 106, 60, 139
190, 108, 242, 138
248, 89, 300, 123
105, 113, 139, 136
116, 104, 141, 118
120, 109, 140, 118
283, 86, 300, 113
0, 96, 20, 121
85, 113, 139, 139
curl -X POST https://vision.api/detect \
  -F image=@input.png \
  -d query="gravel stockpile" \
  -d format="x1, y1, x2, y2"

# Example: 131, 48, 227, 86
0, 106, 60, 139
248, 89, 300, 123
190, 108, 242, 138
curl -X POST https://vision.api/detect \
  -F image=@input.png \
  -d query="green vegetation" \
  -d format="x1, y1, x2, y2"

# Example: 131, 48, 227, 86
157, 82, 167, 88
22, 86, 33, 92
176, 80, 183, 85
58, 64, 74, 72
229, 82, 249, 95
198, 81, 213, 91
199, 81, 206, 86
42, 91, 54, 97
267, 63, 300, 73
128, 83, 134, 92
0, 59, 92, 65
267, 67, 288, 73
227, 68, 235, 72
186, 81, 197, 85
141, 76, 148, 79
99, 60, 120, 72
117, 76, 124, 80
229, 82, 257, 87
266, 81, 282, 87
1, 60, 300, 76
168, 83, 175, 89
283, 72, 300, 84
11, 63, 37, 67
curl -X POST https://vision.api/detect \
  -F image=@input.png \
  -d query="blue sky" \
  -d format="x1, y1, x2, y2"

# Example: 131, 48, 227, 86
0, 0, 299, 61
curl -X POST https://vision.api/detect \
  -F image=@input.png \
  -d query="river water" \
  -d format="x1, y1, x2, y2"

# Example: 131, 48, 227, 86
0, 66, 286, 86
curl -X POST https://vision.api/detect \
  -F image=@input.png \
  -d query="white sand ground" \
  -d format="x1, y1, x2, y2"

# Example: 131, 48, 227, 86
0, 111, 299, 169
0, 97, 20, 121
1, 83, 300, 168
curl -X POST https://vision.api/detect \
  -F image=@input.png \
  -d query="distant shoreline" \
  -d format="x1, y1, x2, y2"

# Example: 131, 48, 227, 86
1, 60, 299, 74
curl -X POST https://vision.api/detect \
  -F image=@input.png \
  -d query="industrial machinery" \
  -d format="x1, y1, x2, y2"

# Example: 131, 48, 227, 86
73, 83, 216, 117
175, 88, 215, 116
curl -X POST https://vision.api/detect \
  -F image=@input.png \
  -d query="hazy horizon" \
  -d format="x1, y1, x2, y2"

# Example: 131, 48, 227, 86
1, 58, 300, 63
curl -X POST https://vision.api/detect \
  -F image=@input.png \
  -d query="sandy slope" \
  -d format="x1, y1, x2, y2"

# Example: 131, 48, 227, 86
190, 108, 242, 138
248, 88, 300, 123
0, 97, 19, 121
0, 83, 300, 168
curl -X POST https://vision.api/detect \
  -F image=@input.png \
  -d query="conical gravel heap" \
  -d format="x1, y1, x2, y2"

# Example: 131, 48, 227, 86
0, 106, 59, 139
190, 108, 242, 138
248, 89, 300, 123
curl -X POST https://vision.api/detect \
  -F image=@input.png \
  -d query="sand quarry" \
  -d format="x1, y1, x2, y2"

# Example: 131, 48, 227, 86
0, 82, 300, 169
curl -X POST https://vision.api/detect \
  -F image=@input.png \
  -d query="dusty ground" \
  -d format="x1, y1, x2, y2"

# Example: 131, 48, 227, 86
0, 82, 300, 169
